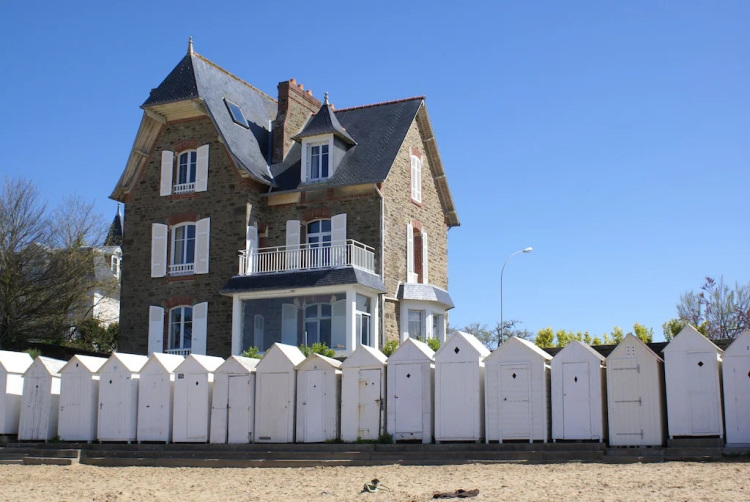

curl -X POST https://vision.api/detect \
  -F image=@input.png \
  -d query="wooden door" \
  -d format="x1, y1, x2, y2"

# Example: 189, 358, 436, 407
357, 369, 381, 440
23, 376, 47, 439
609, 358, 643, 444
139, 374, 168, 440
439, 362, 473, 439
686, 352, 720, 434
302, 370, 325, 442
99, 371, 129, 439
59, 373, 83, 440
228, 374, 252, 443
256, 372, 289, 442
394, 364, 422, 435
729, 361, 750, 442
186, 373, 209, 440
499, 363, 530, 439
562, 362, 591, 439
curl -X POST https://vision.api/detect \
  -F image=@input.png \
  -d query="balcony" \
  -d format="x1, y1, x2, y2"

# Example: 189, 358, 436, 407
165, 347, 191, 356
173, 182, 195, 194
238, 239, 375, 276
169, 263, 194, 276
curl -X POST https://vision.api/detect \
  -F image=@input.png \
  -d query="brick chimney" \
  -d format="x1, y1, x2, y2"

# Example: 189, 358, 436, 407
273, 80, 321, 163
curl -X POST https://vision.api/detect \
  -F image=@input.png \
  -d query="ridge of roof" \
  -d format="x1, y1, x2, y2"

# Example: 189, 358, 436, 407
292, 98, 357, 145
193, 53, 276, 104
335, 96, 425, 113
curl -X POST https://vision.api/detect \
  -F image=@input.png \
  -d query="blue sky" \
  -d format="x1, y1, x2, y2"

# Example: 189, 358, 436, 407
1, 1, 747, 341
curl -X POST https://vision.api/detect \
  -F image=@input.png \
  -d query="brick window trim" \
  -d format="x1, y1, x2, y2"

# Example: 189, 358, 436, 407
302, 207, 332, 221
174, 140, 199, 153
168, 212, 198, 226
165, 296, 197, 309
410, 198, 424, 209
409, 146, 422, 159
168, 192, 201, 202
411, 219, 423, 232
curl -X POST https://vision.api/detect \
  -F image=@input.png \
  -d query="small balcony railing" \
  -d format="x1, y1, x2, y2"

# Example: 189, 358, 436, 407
166, 347, 191, 356
173, 183, 195, 194
169, 263, 194, 276
238, 239, 376, 276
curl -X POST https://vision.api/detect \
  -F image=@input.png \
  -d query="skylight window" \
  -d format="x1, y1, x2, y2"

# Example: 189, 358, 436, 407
224, 98, 249, 128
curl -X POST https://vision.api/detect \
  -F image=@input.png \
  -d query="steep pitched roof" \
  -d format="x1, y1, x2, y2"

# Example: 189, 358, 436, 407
60, 355, 107, 374
292, 96, 356, 145
663, 325, 722, 354
142, 53, 199, 106
0, 350, 33, 374
104, 204, 123, 247
724, 329, 750, 357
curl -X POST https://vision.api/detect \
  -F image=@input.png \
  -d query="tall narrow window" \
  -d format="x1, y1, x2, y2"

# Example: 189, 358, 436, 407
309, 143, 330, 180
304, 303, 332, 346
408, 310, 423, 340
356, 294, 371, 346
174, 151, 197, 193
170, 223, 196, 275
307, 219, 331, 268
411, 155, 422, 203
169, 306, 193, 352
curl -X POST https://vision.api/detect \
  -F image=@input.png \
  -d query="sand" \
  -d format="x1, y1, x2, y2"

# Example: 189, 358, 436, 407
0, 462, 747, 501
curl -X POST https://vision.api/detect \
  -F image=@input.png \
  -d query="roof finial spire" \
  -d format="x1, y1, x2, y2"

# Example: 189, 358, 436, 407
188, 36, 194, 55
324, 92, 329, 105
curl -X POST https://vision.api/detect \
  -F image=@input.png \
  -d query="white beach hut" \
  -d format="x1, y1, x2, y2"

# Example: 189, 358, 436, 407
434, 332, 490, 443
664, 325, 724, 439
58, 355, 107, 442
550, 340, 607, 442
18, 357, 65, 441
254, 343, 305, 443
97, 353, 148, 442
137, 353, 184, 443
0, 351, 33, 435
210, 355, 259, 444
606, 334, 666, 446
484, 337, 552, 443
340, 345, 387, 442
296, 353, 342, 443
172, 354, 224, 443
723, 329, 750, 445
386, 338, 435, 443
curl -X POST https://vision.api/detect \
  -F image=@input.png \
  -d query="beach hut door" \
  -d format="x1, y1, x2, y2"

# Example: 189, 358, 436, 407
228, 374, 252, 443
26, 376, 46, 438
186, 373, 209, 440
440, 362, 474, 439
686, 352, 719, 434
302, 370, 325, 442
257, 372, 289, 442
100, 371, 129, 438
142, 375, 166, 437
609, 358, 642, 440
562, 362, 591, 438
499, 363, 530, 439
59, 373, 83, 438
394, 364, 423, 435
357, 368, 381, 440
730, 364, 750, 439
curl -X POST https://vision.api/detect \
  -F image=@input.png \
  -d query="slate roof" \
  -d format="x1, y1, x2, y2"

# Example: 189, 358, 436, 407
270, 98, 423, 192
397, 283, 454, 309
220, 267, 387, 295
292, 98, 356, 145
104, 204, 123, 247
142, 53, 277, 183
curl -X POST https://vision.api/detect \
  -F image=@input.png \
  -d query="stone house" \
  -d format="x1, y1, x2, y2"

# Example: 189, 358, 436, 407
110, 40, 459, 357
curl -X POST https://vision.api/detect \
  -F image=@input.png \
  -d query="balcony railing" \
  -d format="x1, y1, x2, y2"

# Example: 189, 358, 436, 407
169, 263, 194, 276
173, 183, 195, 194
166, 347, 191, 356
238, 239, 375, 276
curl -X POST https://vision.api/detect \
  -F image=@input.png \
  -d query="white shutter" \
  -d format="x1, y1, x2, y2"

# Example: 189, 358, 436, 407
422, 231, 429, 284
151, 223, 168, 278
406, 222, 415, 283
301, 143, 309, 183
148, 306, 165, 356
245, 225, 258, 274
331, 214, 347, 266
195, 218, 210, 274
281, 304, 298, 345
195, 144, 209, 192
285, 220, 301, 270
415, 157, 422, 202
191, 302, 208, 355
410, 156, 417, 200
160, 151, 174, 196
331, 300, 346, 350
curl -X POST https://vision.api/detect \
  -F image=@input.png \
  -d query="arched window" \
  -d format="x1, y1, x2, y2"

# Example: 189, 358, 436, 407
307, 219, 331, 268
170, 222, 196, 275
175, 150, 197, 193
169, 305, 193, 350
304, 302, 331, 346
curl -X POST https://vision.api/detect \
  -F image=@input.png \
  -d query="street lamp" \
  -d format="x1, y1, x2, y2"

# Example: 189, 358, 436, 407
500, 247, 532, 345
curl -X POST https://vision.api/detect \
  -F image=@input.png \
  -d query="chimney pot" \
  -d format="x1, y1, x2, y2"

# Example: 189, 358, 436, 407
306, 90, 312, 96
290, 78, 296, 84
298, 83, 304, 90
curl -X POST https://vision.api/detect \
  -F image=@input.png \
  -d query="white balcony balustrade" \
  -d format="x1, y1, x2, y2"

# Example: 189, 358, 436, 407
173, 183, 195, 194
238, 239, 375, 276
165, 348, 191, 356
169, 263, 194, 276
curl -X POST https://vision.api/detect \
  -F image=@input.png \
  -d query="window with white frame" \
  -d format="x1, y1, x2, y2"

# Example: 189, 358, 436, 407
304, 303, 332, 346
175, 151, 197, 194
356, 294, 371, 346
169, 305, 193, 350
308, 142, 330, 181
410, 154, 422, 203
408, 310, 423, 340
110, 255, 121, 278
307, 219, 331, 267
170, 223, 196, 275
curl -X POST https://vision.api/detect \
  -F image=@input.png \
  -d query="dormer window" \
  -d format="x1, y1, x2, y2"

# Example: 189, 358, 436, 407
310, 142, 330, 180
224, 98, 249, 128
301, 136, 334, 183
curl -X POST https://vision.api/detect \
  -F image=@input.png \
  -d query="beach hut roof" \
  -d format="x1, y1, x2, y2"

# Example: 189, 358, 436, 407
607, 333, 664, 362
216, 355, 259, 374
176, 354, 224, 373
60, 355, 107, 373
663, 325, 722, 354
264, 343, 306, 366
557, 340, 606, 362
296, 352, 342, 371
25, 356, 66, 377
388, 337, 435, 362
0, 350, 33, 374
99, 352, 149, 374
435, 331, 490, 359
142, 352, 185, 373
486, 336, 552, 362
341, 344, 387, 368
723, 329, 750, 357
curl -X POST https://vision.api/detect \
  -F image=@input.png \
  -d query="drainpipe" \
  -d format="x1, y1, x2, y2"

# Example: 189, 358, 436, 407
375, 184, 385, 350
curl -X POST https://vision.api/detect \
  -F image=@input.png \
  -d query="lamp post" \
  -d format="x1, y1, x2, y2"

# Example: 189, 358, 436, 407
500, 247, 532, 345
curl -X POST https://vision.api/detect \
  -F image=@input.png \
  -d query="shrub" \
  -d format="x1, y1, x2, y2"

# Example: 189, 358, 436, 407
241, 346, 262, 359
23, 348, 41, 360
299, 342, 336, 358
382, 339, 399, 357
426, 338, 440, 352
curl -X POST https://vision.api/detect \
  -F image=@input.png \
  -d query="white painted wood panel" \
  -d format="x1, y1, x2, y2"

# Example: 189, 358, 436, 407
19, 357, 64, 441
254, 344, 305, 443
341, 345, 387, 442
723, 330, 750, 445
0, 351, 33, 434
97, 353, 148, 442
137, 353, 184, 443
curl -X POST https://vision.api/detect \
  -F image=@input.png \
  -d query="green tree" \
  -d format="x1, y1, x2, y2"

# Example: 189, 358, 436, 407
382, 339, 399, 357
534, 327, 555, 348
582, 332, 592, 345
592, 336, 602, 345
632, 322, 653, 343
241, 346, 262, 359
610, 326, 624, 344
661, 318, 708, 341
555, 329, 572, 347
426, 338, 440, 352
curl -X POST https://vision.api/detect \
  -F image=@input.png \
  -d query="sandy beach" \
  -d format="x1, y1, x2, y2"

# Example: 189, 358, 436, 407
0, 461, 747, 501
